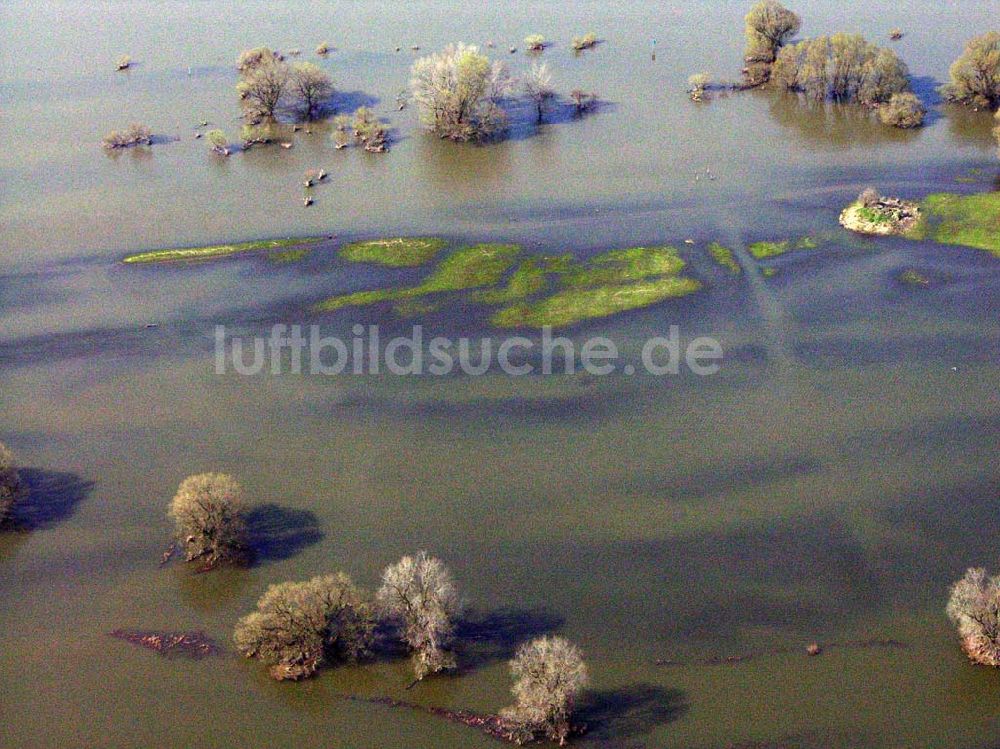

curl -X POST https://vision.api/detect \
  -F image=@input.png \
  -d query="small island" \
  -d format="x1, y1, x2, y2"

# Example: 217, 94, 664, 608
839, 188, 921, 236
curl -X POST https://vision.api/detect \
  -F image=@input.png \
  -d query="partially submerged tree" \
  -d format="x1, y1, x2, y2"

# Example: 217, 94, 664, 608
376, 551, 461, 679
947, 568, 1000, 666
237, 50, 290, 122
878, 92, 926, 128
410, 43, 512, 141
234, 573, 375, 680
688, 73, 711, 101
772, 34, 910, 107
168, 473, 246, 565
206, 129, 231, 155
941, 32, 1000, 110
501, 636, 589, 746
315, 41, 330, 56
0, 442, 25, 526
523, 62, 555, 123
116, 54, 132, 71
570, 33, 597, 52
290, 62, 334, 120
742, 0, 801, 86
102, 123, 153, 149
525, 35, 546, 52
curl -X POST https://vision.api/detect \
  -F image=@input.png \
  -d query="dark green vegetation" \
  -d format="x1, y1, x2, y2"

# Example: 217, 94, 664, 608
317, 243, 703, 327
338, 237, 447, 266
942, 32, 1000, 109
909, 192, 1000, 257
123, 237, 324, 263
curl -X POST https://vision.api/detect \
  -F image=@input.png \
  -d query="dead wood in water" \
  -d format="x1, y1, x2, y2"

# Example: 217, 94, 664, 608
109, 629, 220, 658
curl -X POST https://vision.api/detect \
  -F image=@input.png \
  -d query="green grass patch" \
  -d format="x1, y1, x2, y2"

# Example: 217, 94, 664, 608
123, 237, 324, 264
339, 237, 447, 267
561, 246, 685, 287
747, 236, 818, 259
707, 242, 741, 274
909, 191, 1000, 258
267, 248, 310, 264
492, 277, 702, 328
315, 243, 521, 312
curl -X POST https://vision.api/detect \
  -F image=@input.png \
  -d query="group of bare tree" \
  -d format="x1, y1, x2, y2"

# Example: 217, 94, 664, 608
410, 43, 598, 141
237, 47, 335, 123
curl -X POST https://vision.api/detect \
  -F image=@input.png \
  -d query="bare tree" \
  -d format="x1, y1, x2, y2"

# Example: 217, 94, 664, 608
569, 89, 598, 114
376, 551, 461, 679
410, 43, 513, 141
102, 123, 153, 149
290, 62, 334, 120
237, 48, 290, 122
168, 473, 247, 565
501, 636, 589, 746
523, 62, 555, 123
0, 442, 25, 525
942, 33, 1000, 109
743, 0, 801, 86
235, 573, 375, 680
947, 568, 1000, 666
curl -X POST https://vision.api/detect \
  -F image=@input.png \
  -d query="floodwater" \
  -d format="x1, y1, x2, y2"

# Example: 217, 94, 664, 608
1, 1, 999, 748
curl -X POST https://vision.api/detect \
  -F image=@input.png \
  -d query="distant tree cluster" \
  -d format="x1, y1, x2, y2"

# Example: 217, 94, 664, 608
102, 123, 153, 149
742, 0, 801, 86
234, 573, 375, 680
947, 568, 1000, 666
942, 32, 1000, 110
525, 34, 546, 52
570, 33, 598, 52
236, 47, 335, 122
410, 43, 512, 141
0, 442, 25, 526
331, 107, 389, 152
168, 473, 247, 566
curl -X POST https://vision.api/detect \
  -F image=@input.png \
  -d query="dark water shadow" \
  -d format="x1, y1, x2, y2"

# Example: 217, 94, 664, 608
13, 469, 94, 530
331, 89, 379, 114
909, 75, 943, 126
577, 684, 688, 741
455, 607, 565, 670
244, 503, 323, 565
504, 97, 615, 141
764, 90, 920, 149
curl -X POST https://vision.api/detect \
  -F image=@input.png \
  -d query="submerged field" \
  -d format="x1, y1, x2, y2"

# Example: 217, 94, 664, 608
2, 1, 1000, 748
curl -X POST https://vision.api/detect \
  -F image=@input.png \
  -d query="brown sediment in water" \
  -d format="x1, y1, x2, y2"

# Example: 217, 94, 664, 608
654, 638, 907, 667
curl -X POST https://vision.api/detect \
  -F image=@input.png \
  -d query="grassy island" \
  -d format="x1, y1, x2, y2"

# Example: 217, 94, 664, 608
338, 237, 447, 266
908, 192, 1000, 257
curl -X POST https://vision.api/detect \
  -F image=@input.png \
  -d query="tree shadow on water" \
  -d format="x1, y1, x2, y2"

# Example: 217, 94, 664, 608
455, 607, 565, 670
577, 684, 688, 742
245, 503, 324, 565
14, 468, 94, 530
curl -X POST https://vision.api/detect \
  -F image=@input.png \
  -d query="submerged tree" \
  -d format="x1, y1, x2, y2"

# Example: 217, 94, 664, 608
234, 573, 375, 680
570, 33, 598, 52
688, 73, 711, 101
942, 32, 1000, 110
410, 43, 512, 141
523, 62, 555, 123
525, 34, 546, 52
102, 123, 153, 149
742, 0, 801, 86
290, 62, 334, 120
168, 473, 247, 565
206, 129, 231, 155
501, 636, 589, 746
947, 568, 1000, 666
569, 89, 598, 114
0, 442, 25, 526
376, 551, 461, 680
878, 92, 926, 128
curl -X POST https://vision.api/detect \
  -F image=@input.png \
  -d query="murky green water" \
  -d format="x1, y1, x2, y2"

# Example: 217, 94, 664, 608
2, 1, 999, 748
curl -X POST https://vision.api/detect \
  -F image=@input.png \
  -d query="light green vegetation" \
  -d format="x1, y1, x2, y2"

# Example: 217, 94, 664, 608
491, 277, 702, 328
747, 236, 817, 259
315, 243, 521, 311
762, 267, 778, 277
908, 192, 1000, 258
123, 237, 323, 264
318, 243, 702, 327
707, 242, 741, 273
899, 269, 930, 286
338, 237, 447, 266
